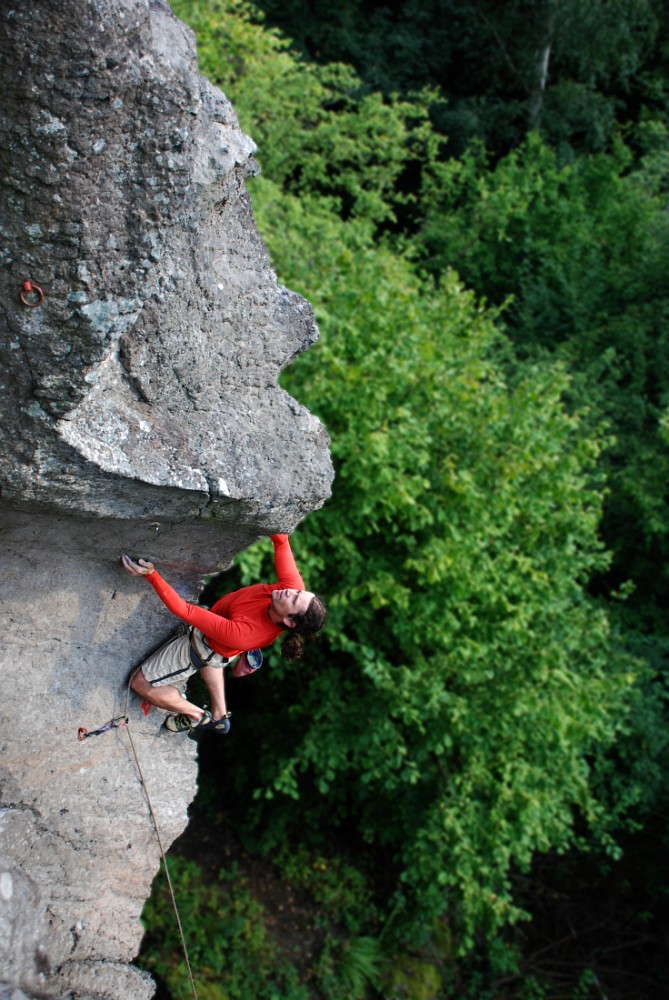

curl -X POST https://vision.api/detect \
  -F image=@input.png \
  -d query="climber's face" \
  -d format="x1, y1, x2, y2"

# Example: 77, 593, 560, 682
270, 588, 314, 626
231, 652, 260, 678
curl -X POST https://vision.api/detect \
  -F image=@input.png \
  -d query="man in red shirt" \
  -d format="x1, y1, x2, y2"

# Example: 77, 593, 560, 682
122, 535, 326, 735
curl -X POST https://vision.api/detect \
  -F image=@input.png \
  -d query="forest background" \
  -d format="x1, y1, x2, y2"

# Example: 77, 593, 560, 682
140, 2, 669, 998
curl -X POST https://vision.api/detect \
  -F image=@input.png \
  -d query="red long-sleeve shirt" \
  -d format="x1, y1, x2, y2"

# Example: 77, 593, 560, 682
145, 534, 305, 658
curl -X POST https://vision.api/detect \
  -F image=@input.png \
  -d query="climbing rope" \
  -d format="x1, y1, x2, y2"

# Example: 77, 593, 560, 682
123, 723, 199, 1000
79, 682, 199, 1000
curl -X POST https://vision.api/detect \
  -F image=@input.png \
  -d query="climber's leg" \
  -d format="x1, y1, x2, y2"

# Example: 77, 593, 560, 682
197, 663, 229, 722
130, 667, 205, 723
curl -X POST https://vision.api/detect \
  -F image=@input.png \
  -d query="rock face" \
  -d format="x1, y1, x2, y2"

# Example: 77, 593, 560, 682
0, 1, 333, 997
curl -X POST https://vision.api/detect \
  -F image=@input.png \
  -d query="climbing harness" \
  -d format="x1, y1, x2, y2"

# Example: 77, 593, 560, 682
78, 680, 198, 1000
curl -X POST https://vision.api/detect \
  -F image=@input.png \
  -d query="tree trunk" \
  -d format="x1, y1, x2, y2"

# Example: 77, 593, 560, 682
528, 1, 559, 129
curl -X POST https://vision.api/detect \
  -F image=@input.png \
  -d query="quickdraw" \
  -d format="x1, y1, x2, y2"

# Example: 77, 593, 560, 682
77, 715, 128, 741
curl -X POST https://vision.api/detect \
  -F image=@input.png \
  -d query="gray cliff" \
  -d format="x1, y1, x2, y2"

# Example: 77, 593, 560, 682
0, 1, 333, 997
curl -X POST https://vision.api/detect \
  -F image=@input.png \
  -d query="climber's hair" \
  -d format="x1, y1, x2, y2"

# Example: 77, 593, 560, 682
281, 593, 327, 662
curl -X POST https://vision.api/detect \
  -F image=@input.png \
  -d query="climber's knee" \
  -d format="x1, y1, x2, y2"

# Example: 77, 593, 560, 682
129, 667, 149, 695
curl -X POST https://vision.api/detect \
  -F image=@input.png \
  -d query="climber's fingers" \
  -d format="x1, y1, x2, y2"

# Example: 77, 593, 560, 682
121, 553, 155, 576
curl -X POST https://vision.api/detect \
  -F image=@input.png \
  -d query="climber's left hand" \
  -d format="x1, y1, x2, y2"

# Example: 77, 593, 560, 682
121, 554, 155, 576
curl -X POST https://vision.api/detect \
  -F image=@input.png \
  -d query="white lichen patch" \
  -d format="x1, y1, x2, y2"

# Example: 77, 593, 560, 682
33, 110, 67, 137
0, 871, 13, 901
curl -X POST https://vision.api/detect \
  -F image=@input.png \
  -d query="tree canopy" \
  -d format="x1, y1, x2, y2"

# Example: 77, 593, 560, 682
223, 193, 635, 950
146, 2, 669, 995
250, 0, 669, 157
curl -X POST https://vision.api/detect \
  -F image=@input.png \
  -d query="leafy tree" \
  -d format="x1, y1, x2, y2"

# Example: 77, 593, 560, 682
249, 0, 669, 157
214, 182, 636, 951
171, 0, 438, 225
163, 0, 667, 982
139, 857, 310, 999
419, 132, 669, 629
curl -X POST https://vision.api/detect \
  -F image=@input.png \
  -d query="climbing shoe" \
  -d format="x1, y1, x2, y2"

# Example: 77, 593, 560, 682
163, 712, 197, 733
195, 711, 231, 735
163, 710, 231, 735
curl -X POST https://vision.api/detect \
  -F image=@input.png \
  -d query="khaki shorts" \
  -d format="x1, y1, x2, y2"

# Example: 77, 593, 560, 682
140, 628, 234, 688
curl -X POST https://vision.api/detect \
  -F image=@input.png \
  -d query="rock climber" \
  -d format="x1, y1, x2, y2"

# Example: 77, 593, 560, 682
121, 534, 326, 735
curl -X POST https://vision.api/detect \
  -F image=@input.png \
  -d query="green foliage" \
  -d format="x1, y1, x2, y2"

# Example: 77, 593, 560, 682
590, 635, 669, 824
140, 851, 390, 999
250, 0, 669, 157
316, 935, 386, 1000
171, 0, 438, 226
274, 844, 379, 935
166, 0, 669, 984
420, 132, 669, 623
139, 858, 308, 1000
381, 955, 442, 1000
221, 184, 636, 951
